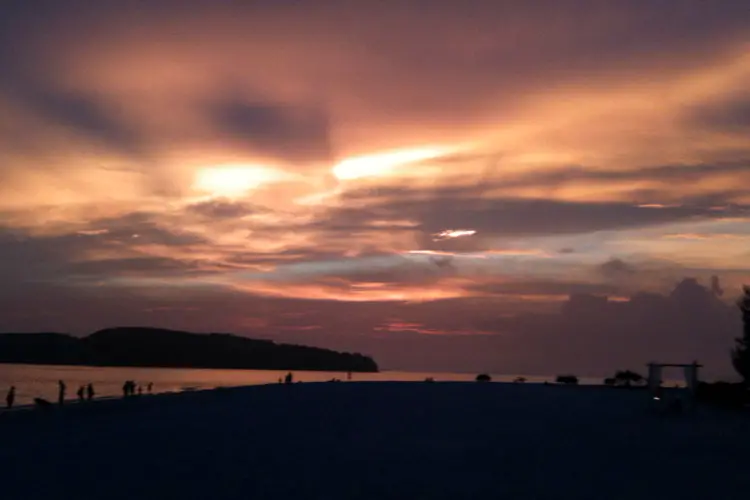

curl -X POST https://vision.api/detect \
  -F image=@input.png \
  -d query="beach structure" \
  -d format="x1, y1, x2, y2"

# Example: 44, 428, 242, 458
647, 361, 701, 411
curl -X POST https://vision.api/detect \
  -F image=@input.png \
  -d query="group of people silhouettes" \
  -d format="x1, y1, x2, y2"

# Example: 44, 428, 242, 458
4, 379, 156, 410
122, 381, 153, 397
58, 380, 94, 405
4, 371, 355, 410
76, 384, 96, 402
3, 381, 89, 409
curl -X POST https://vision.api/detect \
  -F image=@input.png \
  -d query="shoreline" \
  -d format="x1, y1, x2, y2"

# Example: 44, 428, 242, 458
4, 363, 653, 408
0, 380, 653, 422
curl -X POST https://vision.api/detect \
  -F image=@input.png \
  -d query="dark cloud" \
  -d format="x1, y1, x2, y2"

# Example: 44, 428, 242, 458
212, 99, 331, 162
599, 258, 637, 279
326, 186, 740, 242
66, 257, 208, 278
88, 212, 207, 247
689, 94, 750, 132
186, 199, 258, 219
593, 257, 690, 293
405, 160, 750, 201
9, 85, 141, 155
0, 27, 141, 158
226, 248, 386, 267
505, 162, 750, 192
467, 280, 619, 297
0, 231, 90, 286
0, 213, 208, 289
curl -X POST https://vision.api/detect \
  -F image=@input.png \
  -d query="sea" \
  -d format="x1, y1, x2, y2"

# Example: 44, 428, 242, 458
0, 364, 609, 407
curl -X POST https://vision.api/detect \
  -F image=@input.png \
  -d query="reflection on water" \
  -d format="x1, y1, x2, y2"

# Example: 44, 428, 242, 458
0, 364, 641, 407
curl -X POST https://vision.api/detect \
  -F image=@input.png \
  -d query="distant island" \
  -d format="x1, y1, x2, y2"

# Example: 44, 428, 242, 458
0, 327, 379, 372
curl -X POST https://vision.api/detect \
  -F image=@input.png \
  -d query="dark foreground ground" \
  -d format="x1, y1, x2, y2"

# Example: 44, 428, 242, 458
1, 382, 749, 499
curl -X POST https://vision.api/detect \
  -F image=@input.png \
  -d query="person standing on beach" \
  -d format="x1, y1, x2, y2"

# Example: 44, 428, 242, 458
285, 372, 293, 384
76, 386, 85, 402
6, 386, 15, 409
86, 383, 95, 401
147, 382, 153, 394
58, 380, 66, 406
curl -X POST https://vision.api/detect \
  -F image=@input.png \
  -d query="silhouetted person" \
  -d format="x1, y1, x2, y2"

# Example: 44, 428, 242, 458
58, 380, 66, 406
347, 371, 352, 381
6, 386, 15, 409
284, 372, 293, 384
122, 381, 130, 398
138, 385, 143, 396
147, 382, 153, 394
77, 386, 85, 402
87, 383, 95, 401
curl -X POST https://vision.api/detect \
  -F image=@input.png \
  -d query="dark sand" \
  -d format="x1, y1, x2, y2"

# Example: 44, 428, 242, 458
1, 382, 749, 499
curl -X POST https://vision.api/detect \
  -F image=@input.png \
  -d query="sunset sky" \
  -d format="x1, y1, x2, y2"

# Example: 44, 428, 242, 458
1, 1, 749, 376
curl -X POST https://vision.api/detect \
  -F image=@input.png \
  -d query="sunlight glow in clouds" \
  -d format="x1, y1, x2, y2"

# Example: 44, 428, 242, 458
194, 164, 289, 197
332, 147, 454, 180
433, 229, 477, 241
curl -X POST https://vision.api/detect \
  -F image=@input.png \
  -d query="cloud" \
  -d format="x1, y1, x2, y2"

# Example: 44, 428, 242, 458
186, 199, 258, 219
688, 93, 750, 132
327, 186, 742, 242
211, 98, 331, 163
1, 82, 142, 157
599, 258, 637, 279
467, 280, 620, 298
0, 213, 210, 290
67, 256, 206, 279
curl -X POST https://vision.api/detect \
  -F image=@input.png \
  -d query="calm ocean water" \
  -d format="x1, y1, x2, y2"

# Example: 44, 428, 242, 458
0, 364, 602, 407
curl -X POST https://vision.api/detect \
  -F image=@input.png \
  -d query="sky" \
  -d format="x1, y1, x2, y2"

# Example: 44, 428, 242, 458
1, 0, 749, 378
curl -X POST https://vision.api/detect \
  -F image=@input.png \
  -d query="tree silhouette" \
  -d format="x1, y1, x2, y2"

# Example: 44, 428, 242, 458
731, 286, 750, 384
614, 369, 644, 387
555, 374, 578, 385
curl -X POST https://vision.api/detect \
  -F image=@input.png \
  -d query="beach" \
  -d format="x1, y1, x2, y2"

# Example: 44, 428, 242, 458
0, 363, 605, 407
1, 382, 749, 499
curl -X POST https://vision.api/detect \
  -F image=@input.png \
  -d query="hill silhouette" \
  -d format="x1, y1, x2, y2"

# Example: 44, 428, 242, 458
0, 327, 378, 372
